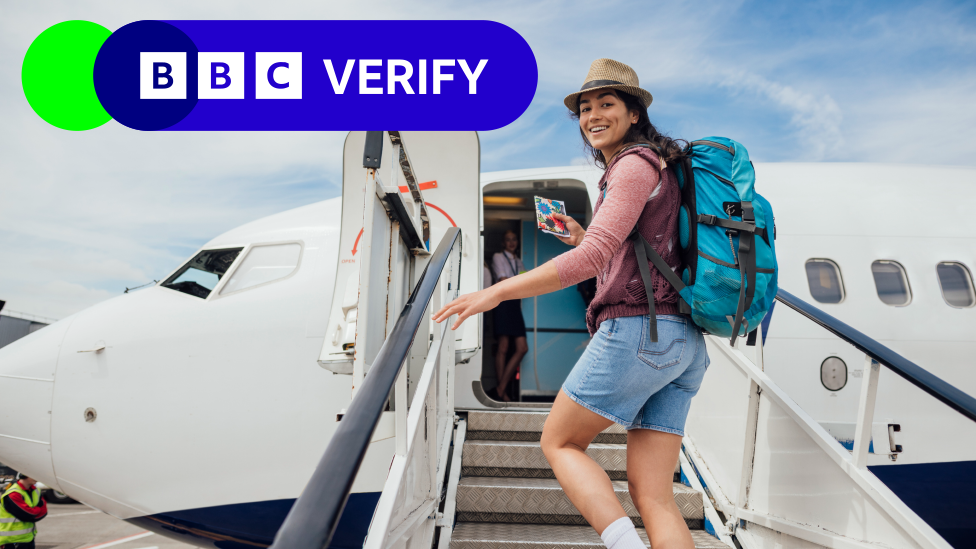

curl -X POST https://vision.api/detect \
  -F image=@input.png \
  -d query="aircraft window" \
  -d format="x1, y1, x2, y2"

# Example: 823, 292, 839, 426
820, 357, 847, 391
871, 260, 912, 306
162, 248, 242, 299
220, 243, 302, 295
805, 259, 844, 304
936, 262, 975, 308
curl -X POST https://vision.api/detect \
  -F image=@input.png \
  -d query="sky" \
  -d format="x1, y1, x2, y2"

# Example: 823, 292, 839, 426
2, 0, 975, 319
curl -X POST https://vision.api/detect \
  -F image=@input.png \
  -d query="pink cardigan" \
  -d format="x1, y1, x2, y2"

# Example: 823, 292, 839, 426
552, 147, 682, 335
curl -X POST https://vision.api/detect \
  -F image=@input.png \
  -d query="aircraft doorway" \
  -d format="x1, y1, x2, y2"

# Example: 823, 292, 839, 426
481, 181, 593, 404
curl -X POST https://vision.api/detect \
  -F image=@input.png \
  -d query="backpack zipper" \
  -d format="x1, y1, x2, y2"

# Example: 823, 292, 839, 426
693, 167, 737, 190
692, 140, 733, 154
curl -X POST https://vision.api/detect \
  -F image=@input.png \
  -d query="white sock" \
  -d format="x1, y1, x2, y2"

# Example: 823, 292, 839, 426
600, 516, 645, 549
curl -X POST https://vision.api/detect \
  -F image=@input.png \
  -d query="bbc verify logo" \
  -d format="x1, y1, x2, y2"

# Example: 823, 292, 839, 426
23, 19, 536, 131
140, 52, 303, 100
140, 53, 488, 100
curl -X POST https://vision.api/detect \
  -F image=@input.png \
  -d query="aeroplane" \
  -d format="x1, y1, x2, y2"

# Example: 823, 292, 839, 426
1, 132, 973, 548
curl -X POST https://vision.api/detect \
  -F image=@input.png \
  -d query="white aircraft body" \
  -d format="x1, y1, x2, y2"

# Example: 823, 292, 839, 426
0, 132, 973, 548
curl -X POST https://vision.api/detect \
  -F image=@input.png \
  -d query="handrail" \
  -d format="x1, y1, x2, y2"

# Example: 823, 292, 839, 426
775, 288, 976, 423
270, 226, 462, 549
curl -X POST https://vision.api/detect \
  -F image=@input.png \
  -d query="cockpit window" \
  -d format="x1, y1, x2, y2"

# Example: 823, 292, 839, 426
162, 248, 242, 299
220, 243, 302, 295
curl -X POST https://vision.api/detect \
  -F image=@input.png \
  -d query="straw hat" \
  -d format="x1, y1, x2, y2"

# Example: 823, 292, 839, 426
564, 58, 653, 113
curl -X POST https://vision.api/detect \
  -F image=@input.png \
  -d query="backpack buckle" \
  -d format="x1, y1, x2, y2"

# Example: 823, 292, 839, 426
741, 201, 755, 222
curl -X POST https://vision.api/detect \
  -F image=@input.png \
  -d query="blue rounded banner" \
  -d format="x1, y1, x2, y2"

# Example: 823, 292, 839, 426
89, 20, 537, 131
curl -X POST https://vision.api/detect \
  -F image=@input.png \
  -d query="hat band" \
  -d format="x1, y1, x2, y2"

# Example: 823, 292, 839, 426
579, 79, 626, 91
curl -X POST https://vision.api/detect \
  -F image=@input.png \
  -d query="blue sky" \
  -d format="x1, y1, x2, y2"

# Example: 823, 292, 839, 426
2, 0, 975, 318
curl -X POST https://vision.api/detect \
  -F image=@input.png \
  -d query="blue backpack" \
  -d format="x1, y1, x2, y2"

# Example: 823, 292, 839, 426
627, 137, 778, 346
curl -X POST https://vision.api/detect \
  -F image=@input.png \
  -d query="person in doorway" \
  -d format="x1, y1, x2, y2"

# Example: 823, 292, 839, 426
0, 473, 47, 549
434, 58, 706, 549
490, 230, 528, 402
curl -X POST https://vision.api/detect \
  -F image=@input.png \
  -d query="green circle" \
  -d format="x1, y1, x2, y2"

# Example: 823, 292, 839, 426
22, 20, 113, 131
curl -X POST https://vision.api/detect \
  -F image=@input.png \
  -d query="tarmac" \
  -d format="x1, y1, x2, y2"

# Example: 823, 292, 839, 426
35, 504, 198, 549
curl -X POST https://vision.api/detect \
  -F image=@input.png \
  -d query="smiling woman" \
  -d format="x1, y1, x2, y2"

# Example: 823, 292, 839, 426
434, 58, 700, 549
567, 59, 686, 170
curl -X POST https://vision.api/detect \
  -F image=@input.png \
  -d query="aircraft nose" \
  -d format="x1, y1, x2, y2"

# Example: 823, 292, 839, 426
0, 316, 74, 487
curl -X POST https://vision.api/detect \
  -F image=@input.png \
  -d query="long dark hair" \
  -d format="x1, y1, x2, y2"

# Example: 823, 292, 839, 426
572, 89, 688, 170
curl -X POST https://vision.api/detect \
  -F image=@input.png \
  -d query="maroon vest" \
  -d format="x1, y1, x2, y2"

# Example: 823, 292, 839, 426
586, 147, 682, 335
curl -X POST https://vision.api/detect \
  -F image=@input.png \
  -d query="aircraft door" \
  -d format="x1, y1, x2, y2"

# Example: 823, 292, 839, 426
519, 223, 590, 396
319, 131, 482, 379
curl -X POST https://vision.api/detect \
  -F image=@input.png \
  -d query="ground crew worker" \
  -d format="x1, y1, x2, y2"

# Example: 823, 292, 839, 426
0, 474, 47, 549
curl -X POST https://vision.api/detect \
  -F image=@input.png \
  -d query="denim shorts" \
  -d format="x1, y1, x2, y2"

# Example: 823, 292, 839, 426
561, 314, 709, 435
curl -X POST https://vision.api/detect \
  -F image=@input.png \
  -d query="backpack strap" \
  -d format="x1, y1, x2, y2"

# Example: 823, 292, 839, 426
630, 226, 688, 343
728, 202, 758, 346
697, 215, 768, 243
632, 235, 658, 343
620, 144, 685, 342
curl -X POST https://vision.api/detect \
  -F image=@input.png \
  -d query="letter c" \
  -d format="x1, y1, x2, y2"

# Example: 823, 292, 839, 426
268, 62, 290, 89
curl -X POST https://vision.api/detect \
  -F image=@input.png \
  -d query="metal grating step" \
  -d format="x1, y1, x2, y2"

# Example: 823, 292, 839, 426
467, 411, 627, 445
466, 430, 626, 444
463, 412, 679, 479
462, 440, 627, 480
455, 477, 703, 529
450, 523, 728, 549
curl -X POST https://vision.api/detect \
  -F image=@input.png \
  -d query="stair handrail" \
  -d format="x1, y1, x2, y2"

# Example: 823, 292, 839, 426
775, 288, 976, 423
270, 226, 462, 549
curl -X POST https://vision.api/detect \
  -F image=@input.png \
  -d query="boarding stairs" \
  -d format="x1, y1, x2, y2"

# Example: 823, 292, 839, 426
448, 410, 726, 549
268, 131, 976, 549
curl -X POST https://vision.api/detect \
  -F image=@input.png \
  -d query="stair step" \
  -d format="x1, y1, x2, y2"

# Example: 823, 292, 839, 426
450, 523, 728, 549
467, 411, 627, 444
463, 412, 680, 479
462, 440, 627, 480
455, 477, 702, 528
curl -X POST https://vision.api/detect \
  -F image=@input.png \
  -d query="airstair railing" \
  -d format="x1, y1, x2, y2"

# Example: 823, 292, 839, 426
775, 289, 976, 423
681, 288, 973, 549
270, 226, 462, 549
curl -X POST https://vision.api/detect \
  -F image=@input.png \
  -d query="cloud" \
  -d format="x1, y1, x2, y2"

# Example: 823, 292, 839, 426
841, 76, 976, 165
2, 0, 976, 319
720, 71, 844, 161
30, 258, 149, 282
11, 279, 116, 320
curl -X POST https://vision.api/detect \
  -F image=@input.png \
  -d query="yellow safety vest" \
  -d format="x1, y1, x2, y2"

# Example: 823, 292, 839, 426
0, 483, 40, 544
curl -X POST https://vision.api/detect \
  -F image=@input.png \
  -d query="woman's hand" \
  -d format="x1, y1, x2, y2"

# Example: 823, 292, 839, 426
433, 286, 503, 331
434, 262, 562, 330
552, 213, 585, 246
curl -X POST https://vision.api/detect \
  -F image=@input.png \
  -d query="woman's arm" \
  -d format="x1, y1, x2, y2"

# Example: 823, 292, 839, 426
551, 155, 660, 287
433, 261, 561, 330
435, 153, 661, 330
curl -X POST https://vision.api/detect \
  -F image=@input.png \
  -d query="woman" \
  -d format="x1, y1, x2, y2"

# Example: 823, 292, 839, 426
490, 230, 528, 402
434, 59, 707, 549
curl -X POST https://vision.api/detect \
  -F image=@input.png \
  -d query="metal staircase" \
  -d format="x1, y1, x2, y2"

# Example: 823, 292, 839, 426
449, 411, 727, 549
269, 132, 976, 549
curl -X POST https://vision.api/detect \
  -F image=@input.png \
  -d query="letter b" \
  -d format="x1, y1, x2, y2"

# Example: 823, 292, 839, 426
140, 52, 186, 99
198, 53, 244, 99
211, 63, 231, 89
153, 63, 173, 89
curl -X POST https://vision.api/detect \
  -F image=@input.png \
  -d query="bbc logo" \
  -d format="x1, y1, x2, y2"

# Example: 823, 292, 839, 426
139, 52, 303, 100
